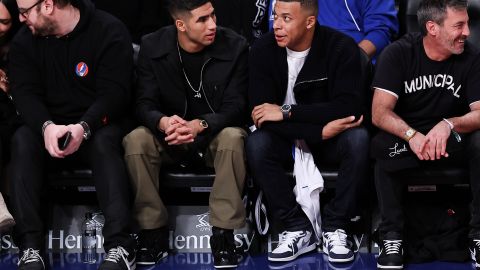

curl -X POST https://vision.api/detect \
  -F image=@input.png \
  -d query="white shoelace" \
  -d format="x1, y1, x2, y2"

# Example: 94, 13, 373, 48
325, 229, 348, 247
18, 248, 45, 269
474, 239, 480, 248
105, 246, 132, 270
277, 231, 305, 248
383, 240, 402, 255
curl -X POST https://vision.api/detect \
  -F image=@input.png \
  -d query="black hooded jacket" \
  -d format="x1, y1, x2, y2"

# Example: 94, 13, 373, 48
9, 0, 133, 135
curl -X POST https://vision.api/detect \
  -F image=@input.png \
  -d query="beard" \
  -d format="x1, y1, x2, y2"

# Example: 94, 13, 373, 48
438, 29, 466, 55
30, 14, 57, 36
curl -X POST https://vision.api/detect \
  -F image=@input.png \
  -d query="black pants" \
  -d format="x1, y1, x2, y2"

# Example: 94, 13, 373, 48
375, 130, 480, 237
246, 126, 370, 232
10, 124, 135, 251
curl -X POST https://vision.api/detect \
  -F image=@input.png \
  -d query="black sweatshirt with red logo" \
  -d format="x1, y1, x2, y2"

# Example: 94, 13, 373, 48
9, 0, 133, 135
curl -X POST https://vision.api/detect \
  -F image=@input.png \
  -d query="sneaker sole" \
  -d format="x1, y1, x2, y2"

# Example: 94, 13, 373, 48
136, 252, 168, 265
268, 243, 316, 262
376, 263, 403, 269
328, 256, 355, 263
322, 245, 354, 263
214, 264, 238, 269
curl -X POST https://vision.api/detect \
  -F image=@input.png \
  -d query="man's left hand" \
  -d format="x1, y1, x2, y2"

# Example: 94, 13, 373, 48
185, 119, 205, 139
62, 124, 85, 156
424, 120, 451, 160
251, 103, 282, 128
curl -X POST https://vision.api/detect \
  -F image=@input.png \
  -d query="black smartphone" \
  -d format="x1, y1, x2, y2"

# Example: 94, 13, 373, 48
58, 131, 72, 151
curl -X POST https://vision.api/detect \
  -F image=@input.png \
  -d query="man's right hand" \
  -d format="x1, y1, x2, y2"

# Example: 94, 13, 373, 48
159, 115, 194, 145
408, 132, 429, 160
158, 115, 187, 132
322, 115, 363, 140
43, 124, 70, 158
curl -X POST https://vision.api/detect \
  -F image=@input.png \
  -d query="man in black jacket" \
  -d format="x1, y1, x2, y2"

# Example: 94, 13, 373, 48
122, 0, 248, 268
246, 0, 369, 264
9, 0, 136, 270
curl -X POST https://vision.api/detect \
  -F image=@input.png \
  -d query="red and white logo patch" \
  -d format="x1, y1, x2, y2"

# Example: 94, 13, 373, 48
75, 62, 89, 77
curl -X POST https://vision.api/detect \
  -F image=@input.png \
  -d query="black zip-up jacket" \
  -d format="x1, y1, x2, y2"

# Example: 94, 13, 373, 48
249, 24, 364, 144
9, 0, 133, 135
135, 25, 248, 146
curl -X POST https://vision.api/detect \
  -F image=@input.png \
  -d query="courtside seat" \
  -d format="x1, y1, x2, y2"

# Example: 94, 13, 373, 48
399, 166, 469, 186
48, 169, 94, 192
160, 166, 340, 192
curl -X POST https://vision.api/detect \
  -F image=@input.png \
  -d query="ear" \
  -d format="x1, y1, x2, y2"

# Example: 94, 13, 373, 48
306, 15, 316, 29
425, 20, 438, 36
43, 0, 55, 15
175, 19, 186, 32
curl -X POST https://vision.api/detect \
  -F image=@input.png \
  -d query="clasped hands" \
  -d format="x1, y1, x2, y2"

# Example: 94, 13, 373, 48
408, 120, 452, 161
158, 115, 203, 145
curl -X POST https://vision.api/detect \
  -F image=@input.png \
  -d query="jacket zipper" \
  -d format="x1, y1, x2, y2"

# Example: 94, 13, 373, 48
294, 77, 328, 88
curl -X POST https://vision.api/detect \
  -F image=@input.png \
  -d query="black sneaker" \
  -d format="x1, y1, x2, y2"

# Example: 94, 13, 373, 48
470, 238, 480, 269
268, 229, 316, 262
377, 232, 403, 269
99, 246, 136, 270
210, 227, 238, 268
136, 228, 169, 265
17, 248, 45, 270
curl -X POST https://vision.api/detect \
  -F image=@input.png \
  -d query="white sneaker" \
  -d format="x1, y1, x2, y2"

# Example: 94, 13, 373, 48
322, 229, 354, 263
268, 230, 316, 262
99, 246, 136, 270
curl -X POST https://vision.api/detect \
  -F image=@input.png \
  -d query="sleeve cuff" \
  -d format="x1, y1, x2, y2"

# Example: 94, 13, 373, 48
364, 31, 390, 53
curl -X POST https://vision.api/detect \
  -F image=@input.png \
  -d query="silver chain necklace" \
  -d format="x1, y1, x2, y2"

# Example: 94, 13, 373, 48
177, 42, 202, 99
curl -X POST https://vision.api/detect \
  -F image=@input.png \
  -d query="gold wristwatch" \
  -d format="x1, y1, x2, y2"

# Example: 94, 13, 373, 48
404, 128, 417, 141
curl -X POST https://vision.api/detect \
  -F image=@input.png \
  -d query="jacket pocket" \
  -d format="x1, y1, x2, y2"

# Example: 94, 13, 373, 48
294, 78, 329, 104
203, 80, 226, 110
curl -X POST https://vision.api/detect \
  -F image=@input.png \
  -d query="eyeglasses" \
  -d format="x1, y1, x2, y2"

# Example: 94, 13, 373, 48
19, 0, 44, 18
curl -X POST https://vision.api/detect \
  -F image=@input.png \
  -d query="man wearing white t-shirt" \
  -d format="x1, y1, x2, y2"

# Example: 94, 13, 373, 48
246, 0, 369, 264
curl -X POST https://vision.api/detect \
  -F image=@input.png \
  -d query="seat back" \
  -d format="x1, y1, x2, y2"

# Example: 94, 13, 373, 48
469, 0, 480, 48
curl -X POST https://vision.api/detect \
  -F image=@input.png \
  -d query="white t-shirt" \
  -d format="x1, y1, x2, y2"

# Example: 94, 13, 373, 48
284, 47, 310, 105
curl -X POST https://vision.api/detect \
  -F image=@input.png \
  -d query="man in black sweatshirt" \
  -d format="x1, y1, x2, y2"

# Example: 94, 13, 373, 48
9, 0, 136, 270
247, 0, 369, 264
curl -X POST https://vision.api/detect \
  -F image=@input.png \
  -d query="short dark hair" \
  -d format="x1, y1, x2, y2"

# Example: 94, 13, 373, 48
168, 0, 210, 18
417, 0, 468, 35
278, 0, 318, 16
50, 0, 71, 8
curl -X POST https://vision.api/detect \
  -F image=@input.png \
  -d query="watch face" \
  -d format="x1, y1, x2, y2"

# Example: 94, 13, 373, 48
200, 120, 208, 128
406, 129, 414, 137
281, 104, 291, 112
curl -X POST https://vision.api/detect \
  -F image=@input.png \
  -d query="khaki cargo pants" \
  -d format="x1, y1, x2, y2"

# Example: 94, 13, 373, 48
123, 126, 247, 230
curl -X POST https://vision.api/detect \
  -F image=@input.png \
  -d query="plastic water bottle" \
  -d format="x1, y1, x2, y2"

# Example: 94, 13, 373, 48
82, 212, 97, 264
